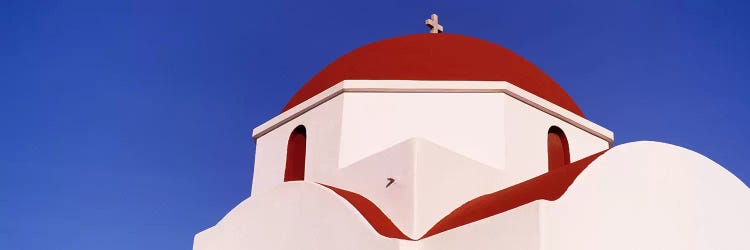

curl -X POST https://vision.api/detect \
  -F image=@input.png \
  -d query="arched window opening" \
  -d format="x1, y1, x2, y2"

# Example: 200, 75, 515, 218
284, 125, 307, 181
547, 126, 570, 171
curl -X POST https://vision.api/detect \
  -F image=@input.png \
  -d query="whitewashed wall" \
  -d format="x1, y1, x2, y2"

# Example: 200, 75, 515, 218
251, 95, 345, 195
503, 95, 610, 186
194, 182, 400, 250
252, 80, 611, 198
540, 141, 750, 250
328, 138, 505, 238
201, 79, 749, 250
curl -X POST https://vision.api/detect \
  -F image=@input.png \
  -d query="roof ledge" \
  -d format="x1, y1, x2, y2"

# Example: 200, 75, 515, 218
252, 80, 614, 143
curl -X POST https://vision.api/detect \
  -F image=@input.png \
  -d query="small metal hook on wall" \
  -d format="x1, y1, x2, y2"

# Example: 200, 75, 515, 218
386, 178, 395, 188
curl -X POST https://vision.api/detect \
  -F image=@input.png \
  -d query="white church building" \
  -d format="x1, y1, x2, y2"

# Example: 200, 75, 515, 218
194, 16, 750, 250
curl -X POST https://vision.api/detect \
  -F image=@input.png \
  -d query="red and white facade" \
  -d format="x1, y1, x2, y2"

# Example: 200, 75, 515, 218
194, 34, 750, 250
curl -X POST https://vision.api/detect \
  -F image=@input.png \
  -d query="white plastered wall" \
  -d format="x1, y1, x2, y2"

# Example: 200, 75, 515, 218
202, 78, 750, 250
252, 80, 612, 197
419, 202, 542, 250
540, 141, 750, 250
194, 182, 400, 250
251, 95, 345, 196
338, 91, 506, 170
249, 80, 612, 237
328, 138, 505, 238
337, 87, 609, 192
503, 96, 611, 187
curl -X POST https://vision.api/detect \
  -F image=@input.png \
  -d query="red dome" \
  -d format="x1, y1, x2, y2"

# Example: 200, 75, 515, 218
283, 34, 584, 117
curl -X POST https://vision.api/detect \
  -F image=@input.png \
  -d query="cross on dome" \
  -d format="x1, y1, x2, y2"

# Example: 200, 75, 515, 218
425, 14, 443, 33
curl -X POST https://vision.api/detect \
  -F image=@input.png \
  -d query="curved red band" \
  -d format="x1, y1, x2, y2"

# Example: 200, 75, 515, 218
318, 150, 607, 240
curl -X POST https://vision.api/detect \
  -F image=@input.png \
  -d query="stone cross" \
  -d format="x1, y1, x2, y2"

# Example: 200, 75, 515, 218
425, 14, 444, 34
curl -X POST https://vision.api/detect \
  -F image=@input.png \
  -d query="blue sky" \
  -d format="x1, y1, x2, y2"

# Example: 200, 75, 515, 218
1, 0, 748, 249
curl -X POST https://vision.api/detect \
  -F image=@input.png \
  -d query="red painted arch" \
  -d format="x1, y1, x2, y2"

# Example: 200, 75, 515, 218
547, 126, 571, 171
283, 34, 584, 117
284, 125, 307, 182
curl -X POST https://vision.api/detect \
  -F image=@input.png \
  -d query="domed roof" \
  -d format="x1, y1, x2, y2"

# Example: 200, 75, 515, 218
283, 33, 584, 117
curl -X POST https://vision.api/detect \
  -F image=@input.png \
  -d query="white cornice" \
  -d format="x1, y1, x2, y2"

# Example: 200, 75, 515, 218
252, 80, 614, 143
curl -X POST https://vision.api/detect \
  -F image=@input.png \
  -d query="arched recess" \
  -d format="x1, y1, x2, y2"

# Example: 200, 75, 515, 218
547, 126, 570, 171
285, 125, 307, 181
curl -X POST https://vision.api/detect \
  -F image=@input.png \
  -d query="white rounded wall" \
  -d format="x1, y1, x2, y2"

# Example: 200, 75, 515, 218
541, 141, 750, 250
194, 182, 399, 250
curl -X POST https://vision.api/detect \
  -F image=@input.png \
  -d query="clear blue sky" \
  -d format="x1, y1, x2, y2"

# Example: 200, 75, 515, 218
1, 0, 748, 249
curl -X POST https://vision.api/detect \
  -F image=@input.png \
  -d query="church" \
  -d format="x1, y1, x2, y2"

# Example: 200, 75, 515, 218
194, 15, 750, 250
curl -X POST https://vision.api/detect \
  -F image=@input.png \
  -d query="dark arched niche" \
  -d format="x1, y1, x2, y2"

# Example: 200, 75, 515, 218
547, 126, 570, 171
284, 125, 307, 181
